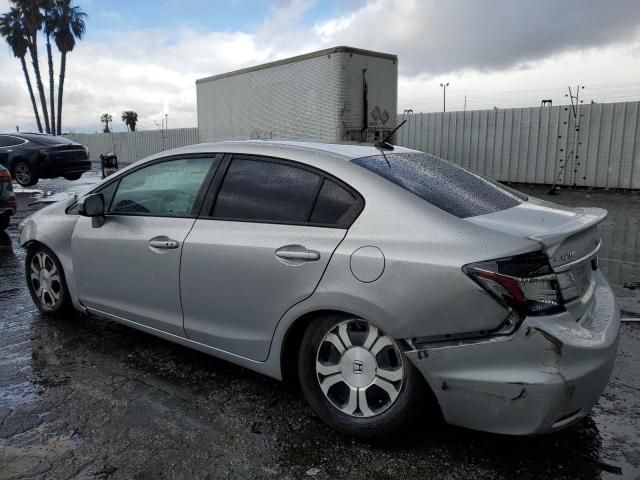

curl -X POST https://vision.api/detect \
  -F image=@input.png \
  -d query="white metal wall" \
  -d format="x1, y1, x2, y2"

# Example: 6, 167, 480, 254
397, 101, 640, 189
64, 128, 199, 165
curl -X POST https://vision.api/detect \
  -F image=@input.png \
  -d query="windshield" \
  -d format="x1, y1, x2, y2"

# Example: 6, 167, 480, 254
352, 152, 526, 218
19, 134, 76, 146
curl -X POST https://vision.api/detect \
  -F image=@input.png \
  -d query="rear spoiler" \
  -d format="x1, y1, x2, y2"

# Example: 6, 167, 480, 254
526, 207, 607, 255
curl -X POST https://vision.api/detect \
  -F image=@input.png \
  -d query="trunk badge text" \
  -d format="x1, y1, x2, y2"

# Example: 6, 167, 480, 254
554, 250, 577, 263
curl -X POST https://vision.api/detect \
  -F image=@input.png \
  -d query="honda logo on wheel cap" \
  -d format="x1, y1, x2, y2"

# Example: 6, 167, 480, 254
353, 360, 364, 374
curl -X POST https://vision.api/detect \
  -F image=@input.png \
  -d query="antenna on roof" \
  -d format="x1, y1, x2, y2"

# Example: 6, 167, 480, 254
374, 120, 407, 150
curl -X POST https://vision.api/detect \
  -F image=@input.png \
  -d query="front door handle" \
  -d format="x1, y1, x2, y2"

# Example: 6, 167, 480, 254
275, 246, 321, 262
148, 236, 180, 250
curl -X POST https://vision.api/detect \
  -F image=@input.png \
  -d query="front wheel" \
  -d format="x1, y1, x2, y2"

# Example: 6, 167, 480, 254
63, 173, 82, 181
25, 244, 72, 314
13, 161, 38, 187
298, 315, 429, 439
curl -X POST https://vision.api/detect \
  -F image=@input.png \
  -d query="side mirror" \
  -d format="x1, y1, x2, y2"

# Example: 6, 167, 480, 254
78, 193, 106, 227
78, 193, 105, 217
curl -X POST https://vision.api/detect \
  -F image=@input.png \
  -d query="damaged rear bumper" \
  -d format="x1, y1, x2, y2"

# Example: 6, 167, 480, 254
405, 271, 620, 436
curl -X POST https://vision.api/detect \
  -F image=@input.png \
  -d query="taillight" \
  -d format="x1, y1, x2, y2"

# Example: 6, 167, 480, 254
0, 170, 11, 182
463, 251, 564, 316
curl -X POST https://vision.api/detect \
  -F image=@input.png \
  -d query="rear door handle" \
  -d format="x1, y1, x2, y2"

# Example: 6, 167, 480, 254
148, 236, 180, 250
275, 247, 320, 261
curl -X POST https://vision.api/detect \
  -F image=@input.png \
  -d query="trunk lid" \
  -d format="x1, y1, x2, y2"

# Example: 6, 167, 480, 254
466, 197, 605, 321
45, 144, 89, 162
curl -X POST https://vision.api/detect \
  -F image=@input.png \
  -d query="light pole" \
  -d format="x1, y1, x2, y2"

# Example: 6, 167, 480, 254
440, 82, 449, 112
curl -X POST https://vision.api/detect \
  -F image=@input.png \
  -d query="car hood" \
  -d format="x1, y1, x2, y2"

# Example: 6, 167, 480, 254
28, 192, 77, 206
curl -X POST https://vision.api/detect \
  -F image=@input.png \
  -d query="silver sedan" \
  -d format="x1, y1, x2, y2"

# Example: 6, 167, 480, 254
19, 140, 620, 438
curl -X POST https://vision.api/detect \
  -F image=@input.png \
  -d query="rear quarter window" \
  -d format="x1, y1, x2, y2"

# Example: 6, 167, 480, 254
352, 152, 525, 218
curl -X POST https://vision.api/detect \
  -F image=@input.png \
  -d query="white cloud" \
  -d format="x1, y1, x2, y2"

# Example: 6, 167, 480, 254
398, 42, 640, 113
312, 0, 640, 76
1, 0, 640, 133
0, 27, 272, 132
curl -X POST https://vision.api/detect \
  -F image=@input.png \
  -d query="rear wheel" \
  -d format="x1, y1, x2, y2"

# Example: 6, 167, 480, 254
298, 315, 428, 439
13, 161, 38, 187
63, 173, 82, 181
0, 215, 9, 230
25, 244, 72, 314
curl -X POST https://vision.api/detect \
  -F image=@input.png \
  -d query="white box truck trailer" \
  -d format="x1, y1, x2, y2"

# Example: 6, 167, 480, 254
196, 46, 398, 144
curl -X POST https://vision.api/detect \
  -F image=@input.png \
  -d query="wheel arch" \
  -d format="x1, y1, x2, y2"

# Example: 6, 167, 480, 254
280, 309, 354, 387
8, 155, 28, 173
23, 238, 50, 252
279, 307, 443, 421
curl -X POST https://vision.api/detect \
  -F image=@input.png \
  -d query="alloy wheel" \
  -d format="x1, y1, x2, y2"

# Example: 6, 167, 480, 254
29, 252, 62, 309
315, 319, 405, 417
14, 163, 31, 185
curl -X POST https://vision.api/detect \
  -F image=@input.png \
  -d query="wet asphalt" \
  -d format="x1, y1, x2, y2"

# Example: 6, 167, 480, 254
1, 170, 639, 480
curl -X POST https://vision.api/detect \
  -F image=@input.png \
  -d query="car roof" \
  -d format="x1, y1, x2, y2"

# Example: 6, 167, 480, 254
11, 132, 56, 140
149, 140, 418, 162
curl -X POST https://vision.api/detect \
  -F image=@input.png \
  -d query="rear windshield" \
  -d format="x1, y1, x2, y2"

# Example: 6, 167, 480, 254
19, 134, 75, 146
352, 152, 526, 218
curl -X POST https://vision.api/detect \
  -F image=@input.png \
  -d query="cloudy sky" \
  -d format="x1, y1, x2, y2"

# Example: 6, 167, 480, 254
1, 0, 640, 133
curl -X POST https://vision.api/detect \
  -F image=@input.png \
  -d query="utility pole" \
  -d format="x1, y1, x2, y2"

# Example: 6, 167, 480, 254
440, 82, 449, 112
566, 85, 584, 117
154, 119, 165, 151
548, 85, 585, 193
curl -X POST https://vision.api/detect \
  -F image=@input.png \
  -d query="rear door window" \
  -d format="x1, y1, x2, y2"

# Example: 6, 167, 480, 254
213, 158, 322, 223
0, 136, 24, 147
352, 152, 524, 218
211, 157, 364, 227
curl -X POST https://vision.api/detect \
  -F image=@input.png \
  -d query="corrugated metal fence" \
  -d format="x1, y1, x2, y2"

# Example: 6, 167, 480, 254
397, 101, 640, 189
64, 101, 639, 189
64, 128, 199, 165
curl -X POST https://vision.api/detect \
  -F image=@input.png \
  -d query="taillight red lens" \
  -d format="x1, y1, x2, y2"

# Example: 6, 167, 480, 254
463, 252, 564, 316
0, 170, 11, 182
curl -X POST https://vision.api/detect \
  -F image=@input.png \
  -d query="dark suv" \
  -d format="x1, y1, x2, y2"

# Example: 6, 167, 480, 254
0, 133, 91, 187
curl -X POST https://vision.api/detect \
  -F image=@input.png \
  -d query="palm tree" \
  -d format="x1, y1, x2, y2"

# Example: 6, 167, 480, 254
0, 7, 43, 132
51, 0, 86, 134
12, 0, 51, 134
101, 113, 112, 133
43, 0, 56, 134
121, 111, 139, 132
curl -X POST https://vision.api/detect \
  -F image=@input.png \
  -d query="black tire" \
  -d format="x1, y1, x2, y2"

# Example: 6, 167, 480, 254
63, 173, 82, 181
298, 314, 430, 440
13, 160, 38, 187
25, 243, 72, 315
0, 215, 9, 231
